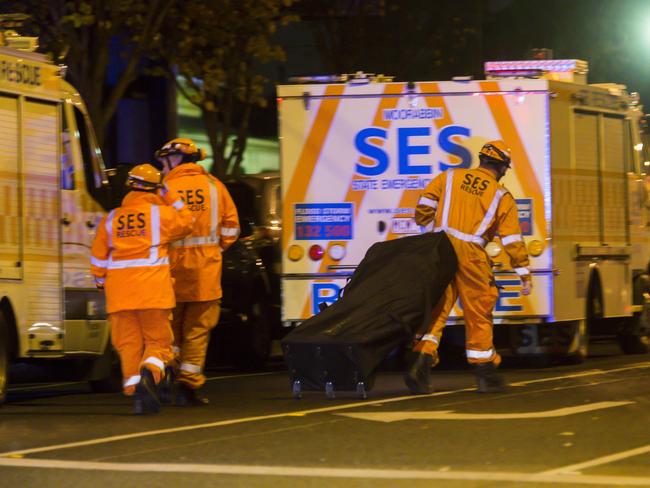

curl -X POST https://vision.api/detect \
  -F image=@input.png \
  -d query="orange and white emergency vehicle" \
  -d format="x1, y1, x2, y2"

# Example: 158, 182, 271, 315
278, 60, 650, 362
0, 34, 116, 403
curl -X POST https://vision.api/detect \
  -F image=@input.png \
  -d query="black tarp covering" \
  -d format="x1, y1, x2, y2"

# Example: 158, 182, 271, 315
282, 232, 458, 392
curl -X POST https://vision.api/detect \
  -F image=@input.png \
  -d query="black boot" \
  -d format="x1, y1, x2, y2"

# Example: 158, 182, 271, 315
174, 383, 210, 406
158, 366, 175, 404
404, 352, 434, 394
133, 368, 161, 415
474, 362, 505, 393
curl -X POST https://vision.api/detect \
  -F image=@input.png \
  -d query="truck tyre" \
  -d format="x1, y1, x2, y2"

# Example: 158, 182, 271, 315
618, 328, 649, 354
617, 311, 650, 355
617, 273, 650, 355
89, 344, 122, 393
565, 319, 589, 364
233, 290, 272, 370
0, 313, 9, 404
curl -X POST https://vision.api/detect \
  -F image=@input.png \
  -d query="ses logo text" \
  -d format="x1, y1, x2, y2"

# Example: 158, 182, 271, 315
311, 279, 525, 316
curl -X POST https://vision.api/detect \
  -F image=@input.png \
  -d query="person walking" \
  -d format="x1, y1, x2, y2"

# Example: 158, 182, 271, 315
156, 138, 240, 406
91, 164, 193, 414
406, 140, 532, 394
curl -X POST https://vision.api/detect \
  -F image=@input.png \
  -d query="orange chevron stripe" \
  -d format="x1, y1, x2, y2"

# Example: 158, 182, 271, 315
282, 84, 346, 253
384, 82, 456, 241
480, 81, 547, 240
300, 83, 406, 319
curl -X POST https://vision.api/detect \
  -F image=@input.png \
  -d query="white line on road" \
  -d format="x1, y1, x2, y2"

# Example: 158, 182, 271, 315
542, 444, 650, 475
1, 361, 649, 459
1, 457, 650, 486
7, 371, 277, 392
338, 401, 634, 422
8, 382, 85, 392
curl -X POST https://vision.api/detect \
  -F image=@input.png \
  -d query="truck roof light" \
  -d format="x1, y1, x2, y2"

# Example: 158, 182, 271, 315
485, 59, 588, 83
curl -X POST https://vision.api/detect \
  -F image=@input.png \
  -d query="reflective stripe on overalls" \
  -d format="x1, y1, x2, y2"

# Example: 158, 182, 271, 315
171, 179, 220, 249
434, 172, 506, 361
434, 172, 506, 248
92, 206, 168, 269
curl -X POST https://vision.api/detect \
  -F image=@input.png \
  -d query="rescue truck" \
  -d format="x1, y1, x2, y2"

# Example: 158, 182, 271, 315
277, 61, 650, 363
0, 30, 117, 403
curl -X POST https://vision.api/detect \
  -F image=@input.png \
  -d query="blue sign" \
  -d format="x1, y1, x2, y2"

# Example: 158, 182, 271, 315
312, 283, 341, 315
516, 199, 533, 236
295, 203, 353, 240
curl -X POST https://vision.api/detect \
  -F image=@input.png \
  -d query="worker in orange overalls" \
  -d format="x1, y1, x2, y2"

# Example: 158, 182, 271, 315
156, 138, 240, 406
405, 140, 532, 394
91, 164, 193, 414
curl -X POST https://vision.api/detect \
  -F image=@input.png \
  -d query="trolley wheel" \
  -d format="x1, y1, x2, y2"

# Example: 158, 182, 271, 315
292, 380, 302, 399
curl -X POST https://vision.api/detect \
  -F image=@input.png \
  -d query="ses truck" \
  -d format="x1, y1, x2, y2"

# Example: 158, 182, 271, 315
0, 35, 118, 403
278, 60, 650, 363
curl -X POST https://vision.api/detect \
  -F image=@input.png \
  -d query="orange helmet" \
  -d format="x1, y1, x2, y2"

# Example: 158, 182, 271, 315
155, 137, 206, 163
126, 164, 162, 191
479, 140, 512, 167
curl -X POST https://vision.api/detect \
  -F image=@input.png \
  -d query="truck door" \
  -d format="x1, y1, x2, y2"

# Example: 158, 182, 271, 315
23, 98, 63, 327
0, 94, 22, 280
61, 101, 107, 353
573, 109, 631, 317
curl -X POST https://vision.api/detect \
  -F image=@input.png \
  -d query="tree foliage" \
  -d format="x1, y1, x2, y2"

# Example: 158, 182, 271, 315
299, 0, 482, 82
6, 0, 175, 150
156, 0, 295, 179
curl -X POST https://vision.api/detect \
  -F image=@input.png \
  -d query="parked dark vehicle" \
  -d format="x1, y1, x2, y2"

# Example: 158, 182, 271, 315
105, 165, 282, 369
209, 172, 282, 369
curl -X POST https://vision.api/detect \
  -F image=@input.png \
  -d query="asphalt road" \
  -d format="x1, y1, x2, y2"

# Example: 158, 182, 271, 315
1, 343, 650, 487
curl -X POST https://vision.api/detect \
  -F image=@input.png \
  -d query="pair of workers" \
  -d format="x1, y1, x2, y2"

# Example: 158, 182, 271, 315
406, 140, 533, 394
91, 139, 240, 414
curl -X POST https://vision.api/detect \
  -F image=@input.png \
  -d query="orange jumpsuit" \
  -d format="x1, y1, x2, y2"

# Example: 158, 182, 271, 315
90, 191, 193, 394
164, 163, 240, 389
414, 167, 530, 365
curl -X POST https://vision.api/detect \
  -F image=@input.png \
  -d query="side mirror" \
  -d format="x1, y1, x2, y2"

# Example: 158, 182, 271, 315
103, 163, 136, 210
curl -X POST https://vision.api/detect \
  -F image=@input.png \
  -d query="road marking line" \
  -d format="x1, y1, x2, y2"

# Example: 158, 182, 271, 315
338, 401, 634, 422
508, 362, 650, 387
8, 382, 85, 392
0, 388, 473, 457
1, 361, 649, 458
6, 372, 276, 393
542, 444, 650, 475
1, 458, 650, 486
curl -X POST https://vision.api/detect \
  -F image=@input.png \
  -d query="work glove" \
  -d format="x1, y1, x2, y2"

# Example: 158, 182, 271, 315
95, 279, 104, 291
159, 183, 182, 207
521, 277, 532, 296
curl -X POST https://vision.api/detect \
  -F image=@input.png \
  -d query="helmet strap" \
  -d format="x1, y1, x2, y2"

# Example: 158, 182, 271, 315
161, 154, 183, 174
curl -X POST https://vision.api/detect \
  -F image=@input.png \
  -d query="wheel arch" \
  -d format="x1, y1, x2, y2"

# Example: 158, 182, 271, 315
586, 266, 604, 322
0, 296, 18, 360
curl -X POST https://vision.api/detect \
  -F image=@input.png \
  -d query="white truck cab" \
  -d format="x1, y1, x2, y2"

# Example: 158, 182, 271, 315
0, 36, 119, 403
